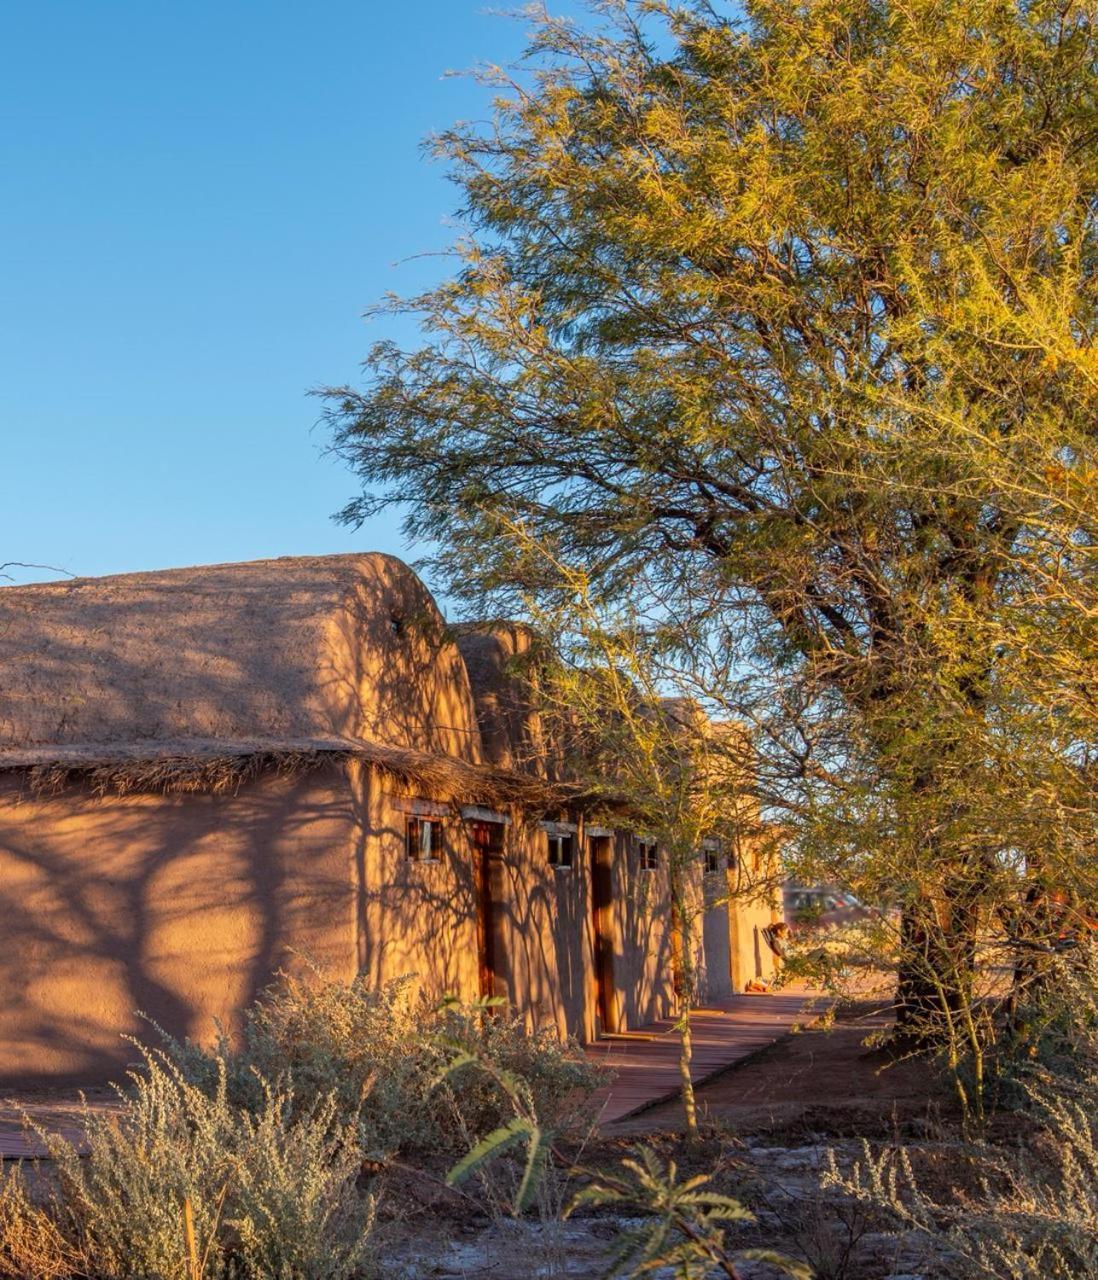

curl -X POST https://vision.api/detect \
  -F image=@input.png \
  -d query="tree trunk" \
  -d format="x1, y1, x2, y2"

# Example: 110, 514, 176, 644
671, 888, 699, 1138
894, 889, 979, 1043
678, 991, 698, 1138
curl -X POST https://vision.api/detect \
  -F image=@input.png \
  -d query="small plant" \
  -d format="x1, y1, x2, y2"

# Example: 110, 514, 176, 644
158, 969, 605, 1162
568, 1146, 810, 1280
822, 1083, 1098, 1279
0, 1165, 82, 1279
439, 996, 553, 1216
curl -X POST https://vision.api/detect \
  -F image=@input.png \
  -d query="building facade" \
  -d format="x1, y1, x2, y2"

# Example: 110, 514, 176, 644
0, 554, 778, 1084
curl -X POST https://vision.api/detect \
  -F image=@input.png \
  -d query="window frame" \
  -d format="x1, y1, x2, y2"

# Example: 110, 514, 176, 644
547, 831, 575, 870
636, 838, 659, 873
406, 814, 442, 863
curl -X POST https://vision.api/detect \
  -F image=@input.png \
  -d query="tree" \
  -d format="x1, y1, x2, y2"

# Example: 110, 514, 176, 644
502, 534, 776, 1136
325, 0, 1097, 1050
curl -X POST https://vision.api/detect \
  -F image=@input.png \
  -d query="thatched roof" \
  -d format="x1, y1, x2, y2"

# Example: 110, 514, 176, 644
0, 554, 564, 806
0, 736, 563, 807
453, 623, 546, 772
0, 553, 481, 759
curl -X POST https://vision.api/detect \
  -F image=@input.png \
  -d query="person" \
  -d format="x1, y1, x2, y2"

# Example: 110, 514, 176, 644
761, 920, 790, 974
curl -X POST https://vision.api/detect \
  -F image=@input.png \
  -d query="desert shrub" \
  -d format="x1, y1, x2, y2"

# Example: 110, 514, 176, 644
0, 1166, 82, 1279
433, 994, 605, 1155
23, 1050, 375, 1280
220, 1087, 376, 1279
822, 1080, 1098, 1279
159, 971, 605, 1159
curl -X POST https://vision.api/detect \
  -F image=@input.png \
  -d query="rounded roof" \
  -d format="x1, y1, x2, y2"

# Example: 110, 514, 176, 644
0, 553, 484, 763
453, 622, 575, 780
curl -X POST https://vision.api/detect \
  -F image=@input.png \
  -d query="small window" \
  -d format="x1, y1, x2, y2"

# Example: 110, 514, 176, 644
406, 816, 442, 862
547, 832, 574, 869
704, 848, 723, 875
637, 839, 659, 872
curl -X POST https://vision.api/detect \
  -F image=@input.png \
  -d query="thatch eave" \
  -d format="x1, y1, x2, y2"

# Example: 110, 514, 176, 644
0, 736, 568, 810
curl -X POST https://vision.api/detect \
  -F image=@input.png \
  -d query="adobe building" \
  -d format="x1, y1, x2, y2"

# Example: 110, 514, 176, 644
0, 554, 779, 1084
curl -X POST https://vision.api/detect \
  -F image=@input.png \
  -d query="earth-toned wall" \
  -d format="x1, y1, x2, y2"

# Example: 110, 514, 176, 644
357, 771, 483, 1004
0, 552, 756, 1080
0, 764, 359, 1085
605, 833, 678, 1028
728, 847, 782, 990
700, 862, 735, 1002
491, 816, 595, 1041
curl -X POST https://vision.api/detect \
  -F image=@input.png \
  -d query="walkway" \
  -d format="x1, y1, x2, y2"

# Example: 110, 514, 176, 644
0, 1094, 120, 1160
585, 987, 811, 1125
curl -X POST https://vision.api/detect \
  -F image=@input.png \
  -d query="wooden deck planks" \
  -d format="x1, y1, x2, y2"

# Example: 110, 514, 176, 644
585, 989, 809, 1125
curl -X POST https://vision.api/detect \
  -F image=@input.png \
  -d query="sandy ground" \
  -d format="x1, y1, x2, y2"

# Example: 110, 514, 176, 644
614, 998, 957, 1141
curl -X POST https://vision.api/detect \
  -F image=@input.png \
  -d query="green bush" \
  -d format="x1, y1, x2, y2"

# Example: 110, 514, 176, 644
158, 971, 605, 1159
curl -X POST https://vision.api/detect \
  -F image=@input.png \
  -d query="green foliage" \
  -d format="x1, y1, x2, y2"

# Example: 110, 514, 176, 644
438, 994, 558, 1216
569, 1146, 807, 1280
0, 978, 605, 1277
444, 1116, 545, 1211
157, 971, 605, 1160
325, 0, 1098, 1061
994, 946, 1098, 1110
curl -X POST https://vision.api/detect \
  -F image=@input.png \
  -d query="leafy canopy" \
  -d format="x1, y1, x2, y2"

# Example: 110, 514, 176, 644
326, 0, 1096, 954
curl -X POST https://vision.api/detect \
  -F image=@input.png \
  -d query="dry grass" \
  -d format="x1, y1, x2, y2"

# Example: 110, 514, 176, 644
0, 735, 567, 807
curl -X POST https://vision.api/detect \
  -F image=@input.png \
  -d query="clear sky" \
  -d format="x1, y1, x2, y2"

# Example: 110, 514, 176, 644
0, 2, 571, 596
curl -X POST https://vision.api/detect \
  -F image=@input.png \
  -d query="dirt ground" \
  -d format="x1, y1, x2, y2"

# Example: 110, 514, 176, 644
378, 1003, 965, 1279
615, 998, 957, 1141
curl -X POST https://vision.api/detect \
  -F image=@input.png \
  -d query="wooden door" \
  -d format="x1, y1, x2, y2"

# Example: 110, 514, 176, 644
470, 820, 503, 1000
589, 836, 618, 1033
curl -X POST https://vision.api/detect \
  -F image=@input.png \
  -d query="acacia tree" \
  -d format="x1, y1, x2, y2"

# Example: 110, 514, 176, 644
326, 0, 1097, 1043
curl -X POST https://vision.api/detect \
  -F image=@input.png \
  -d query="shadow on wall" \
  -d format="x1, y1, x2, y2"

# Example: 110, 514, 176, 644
548, 849, 589, 1037
0, 555, 499, 1085
327, 570, 484, 761
613, 843, 677, 1027
354, 781, 483, 1004
495, 852, 560, 1030
360, 803, 599, 1044
0, 769, 356, 1087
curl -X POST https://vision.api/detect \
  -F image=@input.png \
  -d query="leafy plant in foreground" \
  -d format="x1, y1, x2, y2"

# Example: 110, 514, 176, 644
569, 1146, 809, 1280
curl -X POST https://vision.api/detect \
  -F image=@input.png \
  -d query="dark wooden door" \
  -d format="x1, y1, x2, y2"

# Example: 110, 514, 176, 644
589, 836, 617, 1033
470, 820, 504, 1000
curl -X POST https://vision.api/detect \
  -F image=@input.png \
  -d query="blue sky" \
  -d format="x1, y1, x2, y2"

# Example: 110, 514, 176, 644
0, 2, 576, 596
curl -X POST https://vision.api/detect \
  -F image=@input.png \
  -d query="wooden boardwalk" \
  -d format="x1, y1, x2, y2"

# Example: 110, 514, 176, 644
0, 1097, 118, 1160
585, 988, 809, 1125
